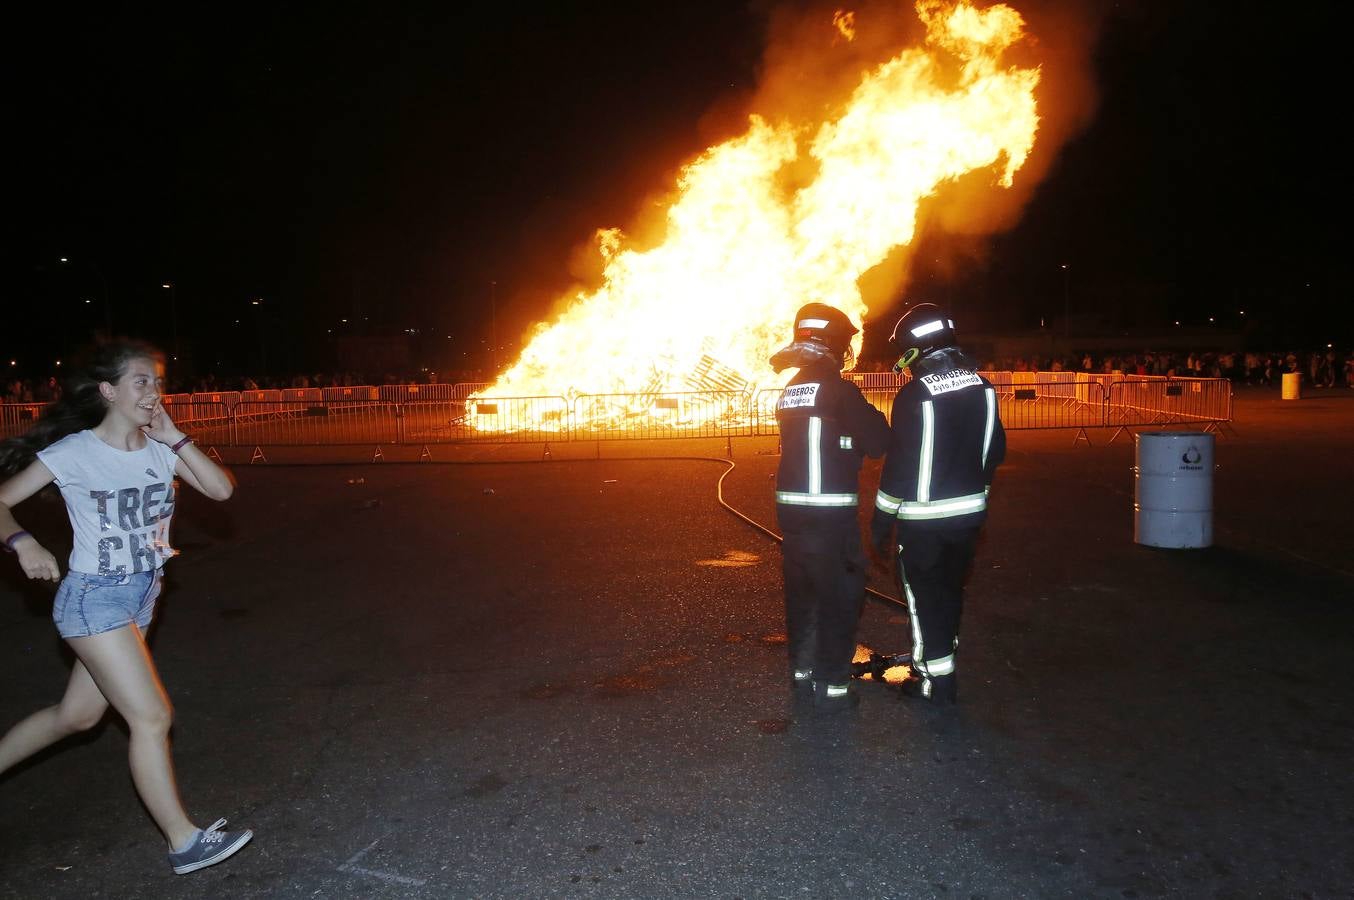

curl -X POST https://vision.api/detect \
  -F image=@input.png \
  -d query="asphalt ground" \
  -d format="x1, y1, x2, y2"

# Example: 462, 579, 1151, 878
1, 387, 1351, 898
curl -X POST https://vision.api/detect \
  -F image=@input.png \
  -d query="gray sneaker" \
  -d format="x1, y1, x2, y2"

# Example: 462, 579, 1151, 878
168, 818, 253, 875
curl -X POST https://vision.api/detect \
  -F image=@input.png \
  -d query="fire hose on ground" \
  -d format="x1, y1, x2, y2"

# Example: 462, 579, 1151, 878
712, 457, 912, 679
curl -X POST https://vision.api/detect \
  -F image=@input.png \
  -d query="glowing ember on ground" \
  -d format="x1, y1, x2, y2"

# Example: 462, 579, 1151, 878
853, 644, 913, 683
476, 1, 1041, 428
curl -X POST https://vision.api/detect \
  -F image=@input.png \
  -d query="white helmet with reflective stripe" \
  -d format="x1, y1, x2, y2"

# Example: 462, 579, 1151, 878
889, 302, 957, 370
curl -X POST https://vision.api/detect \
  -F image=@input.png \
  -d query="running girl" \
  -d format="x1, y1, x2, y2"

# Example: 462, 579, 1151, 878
0, 340, 252, 874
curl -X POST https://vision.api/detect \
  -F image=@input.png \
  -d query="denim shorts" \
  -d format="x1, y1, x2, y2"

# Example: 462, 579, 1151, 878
53, 569, 163, 639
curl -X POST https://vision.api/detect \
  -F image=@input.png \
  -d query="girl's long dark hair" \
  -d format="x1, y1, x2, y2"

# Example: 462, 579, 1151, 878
0, 339, 163, 477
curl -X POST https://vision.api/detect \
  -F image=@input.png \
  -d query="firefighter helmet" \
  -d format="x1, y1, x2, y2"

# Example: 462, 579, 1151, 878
889, 302, 957, 370
790, 303, 858, 355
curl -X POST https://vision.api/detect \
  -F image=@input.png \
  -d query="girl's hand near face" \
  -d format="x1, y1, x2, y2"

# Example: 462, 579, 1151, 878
143, 400, 185, 447
142, 400, 235, 501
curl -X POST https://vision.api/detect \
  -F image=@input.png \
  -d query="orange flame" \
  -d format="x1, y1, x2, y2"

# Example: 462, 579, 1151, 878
833, 10, 857, 42
479, 1, 1040, 424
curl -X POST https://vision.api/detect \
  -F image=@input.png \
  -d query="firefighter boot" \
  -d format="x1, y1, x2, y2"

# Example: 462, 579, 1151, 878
898, 671, 958, 705
814, 681, 860, 714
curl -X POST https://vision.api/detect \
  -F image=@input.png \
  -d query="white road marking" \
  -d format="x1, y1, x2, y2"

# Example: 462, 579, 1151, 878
339, 837, 428, 887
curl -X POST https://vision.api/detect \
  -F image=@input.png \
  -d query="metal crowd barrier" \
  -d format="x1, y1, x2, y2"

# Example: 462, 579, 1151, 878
453, 382, 490, 402
237, 390, 284, 419
982, 374, 1107, 432
758, 373, 1230, 439
160, 393, 195, 423
459, 396, 570, 443
0, 403, 45, 440
378, 383, 457, 403
230, 400, 399, 445
189, 392, 239, 427
0, 374, 1233, 449
572, 391, 754, 440
849, 372, 907, 390
281, 388, 324, 409
1106, 378, 1233, 426
752, 388, 783, 435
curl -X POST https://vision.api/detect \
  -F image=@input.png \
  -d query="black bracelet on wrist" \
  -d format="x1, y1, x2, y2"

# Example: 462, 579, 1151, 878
170, 435, 194, 454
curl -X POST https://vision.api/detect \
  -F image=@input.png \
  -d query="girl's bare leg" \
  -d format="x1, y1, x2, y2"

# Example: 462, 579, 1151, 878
67, 625, 197, 850
0, 659, 110, 775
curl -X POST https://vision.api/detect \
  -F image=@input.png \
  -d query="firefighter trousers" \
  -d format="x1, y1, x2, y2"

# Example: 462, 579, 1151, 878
780, 520, 867, 686
895, 525, 981, 682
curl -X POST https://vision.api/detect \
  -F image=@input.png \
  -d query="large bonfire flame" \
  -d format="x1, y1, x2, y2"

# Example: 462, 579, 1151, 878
477, 1, 1040, 429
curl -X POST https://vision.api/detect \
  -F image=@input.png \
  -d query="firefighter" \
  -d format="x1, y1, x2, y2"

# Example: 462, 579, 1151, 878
870, 303, 1005, 705
771, 303, 890, 713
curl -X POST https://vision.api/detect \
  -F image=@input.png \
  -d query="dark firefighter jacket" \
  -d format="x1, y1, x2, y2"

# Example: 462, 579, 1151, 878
872, 364, 1005, 536
775, 359, 890, 529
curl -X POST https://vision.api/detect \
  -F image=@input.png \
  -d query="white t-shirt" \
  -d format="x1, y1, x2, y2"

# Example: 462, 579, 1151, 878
36, 430, 179, 576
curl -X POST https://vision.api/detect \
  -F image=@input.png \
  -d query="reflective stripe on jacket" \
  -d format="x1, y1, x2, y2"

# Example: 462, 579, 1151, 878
775, 359, 889, 510
873, 369, 1005, 528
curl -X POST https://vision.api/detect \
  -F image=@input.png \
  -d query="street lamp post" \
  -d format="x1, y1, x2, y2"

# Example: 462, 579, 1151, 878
251, 298, 267, 374
1061, 263, 1070, 342
162, 283, 179, 360
60, 256, 111, 335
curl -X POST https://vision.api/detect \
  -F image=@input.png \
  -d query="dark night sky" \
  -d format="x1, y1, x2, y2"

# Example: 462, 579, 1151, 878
9, 1, 1351, 378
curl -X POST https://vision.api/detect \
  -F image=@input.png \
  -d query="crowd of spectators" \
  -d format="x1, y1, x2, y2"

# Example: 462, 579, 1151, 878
849, 347, 1352, 387
1, 369, 486, 403
2, 376, 63, 404
176, 368, 491, 395
973, 349, 1352, 388
2, 368, 470, 404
